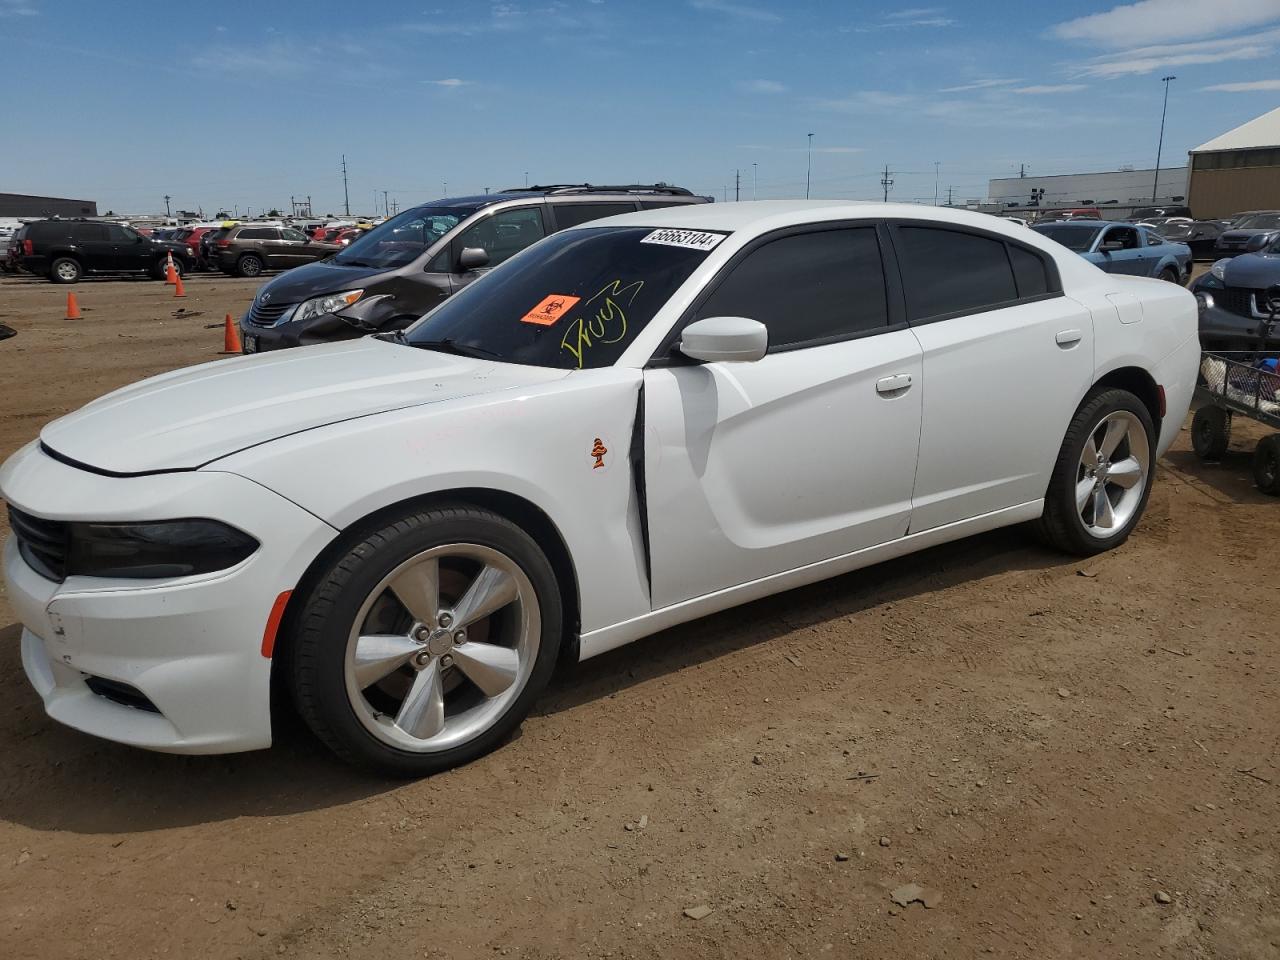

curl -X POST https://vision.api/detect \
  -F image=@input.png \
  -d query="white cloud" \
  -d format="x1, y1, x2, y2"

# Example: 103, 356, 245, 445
939, 78, 1021, 92
1078, 43, 1270, 77
1202, 78, 1280, 91
423, 78, 471, 87
1011, 83, 1087, 94
0, 0, 37, 14
743, 78, 787, 93
885, 6, 944, 18
1053, 0, 1280, 48
690, 0, 781, 23
813, 90, 917, 111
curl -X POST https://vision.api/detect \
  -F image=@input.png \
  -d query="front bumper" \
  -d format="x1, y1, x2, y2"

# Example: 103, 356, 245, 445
0, 442, 338, 754
241, 311, 364, 353
1196, 294, 1280, 349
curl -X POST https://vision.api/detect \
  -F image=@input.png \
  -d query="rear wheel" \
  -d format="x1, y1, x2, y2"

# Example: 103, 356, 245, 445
289, 504, 563, 776
1036, 388, 1155, 556
237, 253, 264, 278
152, 257, 185, 280
1191, 406, 1231, 461
49, 257, 81, 283
1254, 435, 1280, 495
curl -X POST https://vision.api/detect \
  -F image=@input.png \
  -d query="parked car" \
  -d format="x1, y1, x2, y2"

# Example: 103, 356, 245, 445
2, 224, 27, 273
15, 219, 192, 283
1213, 211, 1280, 258
1032, 220, 1190, 283
1131, 205, 1192, 221
1191, 240, 1280, 351
0, 201, 1199, 774
240, 184, 713, 353
172, 225, 220, 270
1157, 219, 1226, 261
212, 224, 340, 278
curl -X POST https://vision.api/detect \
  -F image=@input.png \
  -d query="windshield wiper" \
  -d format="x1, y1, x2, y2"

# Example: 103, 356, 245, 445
410, 337, 504, 361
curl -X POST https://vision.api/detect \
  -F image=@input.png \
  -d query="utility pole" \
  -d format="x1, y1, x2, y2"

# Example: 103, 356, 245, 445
1019, 163, 1026, 178
383, 190, 389, 218
947, 185, 953, 206
753, 162, 758, 201
880, 164, 894, 202
933, 162, 940, 206
1153, 75, 1177, 203
805, 133, 814, 199
341, 155, 350, 217
723, 185, 728, 202
735, 169, 740, 202
442, 181, 447, 196
484, 186, 491, 194
524, 171, 529, 188
163, 195, 172, 218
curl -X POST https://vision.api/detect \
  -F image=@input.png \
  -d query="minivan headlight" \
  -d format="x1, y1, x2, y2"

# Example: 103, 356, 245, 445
1208, 259, 1229, 283
293, 289, 363, 323
68, 520, 259, 579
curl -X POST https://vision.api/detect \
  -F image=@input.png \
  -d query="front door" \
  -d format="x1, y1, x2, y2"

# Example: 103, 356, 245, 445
448, 206, 547, 295
108, 225, 150, 271
643, 224, 923, 609
1094, 225, 1145, 275
890, 222, 1095, 531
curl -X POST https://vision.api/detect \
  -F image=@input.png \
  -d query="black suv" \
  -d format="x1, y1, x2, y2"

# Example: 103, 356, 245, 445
240, 184, 712, 352
16, 219, 192, 283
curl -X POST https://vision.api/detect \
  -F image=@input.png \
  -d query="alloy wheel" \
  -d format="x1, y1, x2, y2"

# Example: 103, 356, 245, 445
343, 543, 539, 753
56, 261, 78, 281
1076, 410, 1150, 539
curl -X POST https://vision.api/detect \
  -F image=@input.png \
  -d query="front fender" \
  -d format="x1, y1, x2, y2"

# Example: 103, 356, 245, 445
209, 368, 651, 636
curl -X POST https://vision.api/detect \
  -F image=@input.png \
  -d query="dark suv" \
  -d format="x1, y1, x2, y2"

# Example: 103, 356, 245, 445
16, 219, 192, 283
213, 224, 340, 278
240, 184, 713, 352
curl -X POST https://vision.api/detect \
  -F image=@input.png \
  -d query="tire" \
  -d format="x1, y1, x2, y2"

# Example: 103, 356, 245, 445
1191, 406, 1231, 461
48, 257, 81, 283
237, 254, 264, 278
289, 503, 564, 776
1159, 266, 1179, 284
1036, 387, 1156, 556
1253, 435, 1280, 496
152, 257, 185, 281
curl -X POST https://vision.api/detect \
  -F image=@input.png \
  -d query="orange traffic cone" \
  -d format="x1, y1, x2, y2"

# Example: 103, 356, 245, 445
173, 274, 186, 298
65, 292, 81, 320
221, 313, 242, 354
164, 252, 177, 285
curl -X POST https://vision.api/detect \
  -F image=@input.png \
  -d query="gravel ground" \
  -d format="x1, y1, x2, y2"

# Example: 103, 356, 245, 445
0, 268, 1276, 960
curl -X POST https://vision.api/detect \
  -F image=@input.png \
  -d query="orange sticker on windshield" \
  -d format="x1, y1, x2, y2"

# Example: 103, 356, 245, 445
521, 294, 580, 326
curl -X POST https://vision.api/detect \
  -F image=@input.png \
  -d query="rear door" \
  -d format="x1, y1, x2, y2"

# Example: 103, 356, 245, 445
67, 222, 114, 270
892, 222, 1094, 530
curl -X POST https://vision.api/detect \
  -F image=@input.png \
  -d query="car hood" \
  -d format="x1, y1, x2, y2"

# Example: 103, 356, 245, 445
1220, 252, 1280, 288
1221, 229, 1280, 242
40, 339, 570, 474
254, 258, 396, 304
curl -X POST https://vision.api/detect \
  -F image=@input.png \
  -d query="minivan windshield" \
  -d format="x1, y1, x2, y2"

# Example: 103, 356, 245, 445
1235, 213, 1280, 230
1031, 222, 1103, 252
403, 226, 723, 369
333, 206, 471, 268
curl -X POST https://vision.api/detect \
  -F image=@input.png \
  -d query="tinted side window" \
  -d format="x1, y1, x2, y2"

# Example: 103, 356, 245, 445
640, 199, 690, 210
1146, 231, 1163, 246
897, 227, 1017, 321
68, 223, 108, 241
239, 228, 274, 241
551, 203, 637, 229
282, 228, 307, 241
1008, 244, 1049, 298
104, 224, 133, 241
695, 227, 889, 350
454, 207, 545, 269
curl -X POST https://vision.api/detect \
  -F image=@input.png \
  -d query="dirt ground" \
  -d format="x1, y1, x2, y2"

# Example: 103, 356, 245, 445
0, 269, 1276, 960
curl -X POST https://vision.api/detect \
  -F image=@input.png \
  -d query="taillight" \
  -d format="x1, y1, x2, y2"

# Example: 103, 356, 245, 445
23, 239, 33, 255
216, 239, 231, 248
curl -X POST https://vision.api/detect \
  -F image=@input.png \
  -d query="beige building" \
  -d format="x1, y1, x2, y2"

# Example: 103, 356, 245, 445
1188, 106, 1280, 218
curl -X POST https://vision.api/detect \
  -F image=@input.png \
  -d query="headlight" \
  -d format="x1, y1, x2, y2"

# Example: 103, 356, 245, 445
67, 520, 259, 579
293, 289, 363, 323
1209, 259, 1229, 282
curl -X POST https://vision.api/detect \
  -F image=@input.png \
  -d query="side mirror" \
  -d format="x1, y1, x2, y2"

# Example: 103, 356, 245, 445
458, 246, 490, 271
677, 316, 768, 363
1099, 240, 1123, 253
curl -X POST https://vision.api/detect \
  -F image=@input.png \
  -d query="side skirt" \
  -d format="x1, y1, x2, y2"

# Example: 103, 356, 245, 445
578, 499, 1044, 661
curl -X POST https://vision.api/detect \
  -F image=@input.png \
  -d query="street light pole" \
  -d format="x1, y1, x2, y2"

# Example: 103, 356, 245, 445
805, 133, 814, 199
1152, 75, 1176, 203
753, 162, 758, 200
933, 162, 940, 206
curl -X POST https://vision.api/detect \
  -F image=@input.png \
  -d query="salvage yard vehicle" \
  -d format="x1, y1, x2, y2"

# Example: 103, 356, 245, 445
1158, 219, 1225, 261
0, 201, 1200, 775
16, 219, 192, 283
1191, 240, 1280, 352
1213, 210, 1280, 258
1032, 219, 1191, 283
239, 184, 712, 353
213, 223, 340, 277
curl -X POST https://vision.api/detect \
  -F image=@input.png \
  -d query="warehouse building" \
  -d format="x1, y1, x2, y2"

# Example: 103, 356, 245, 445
987, 166, 1188, 214
0, 192, 98, 218
1188, 106, 1280, 219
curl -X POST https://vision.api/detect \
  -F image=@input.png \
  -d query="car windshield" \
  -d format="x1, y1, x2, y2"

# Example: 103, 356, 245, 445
1031, 222, 1103, 252
1236, 214, 1280, 230
403, 225, 723, 370
1161, 222, 1193, 238
333, 206, 470, 268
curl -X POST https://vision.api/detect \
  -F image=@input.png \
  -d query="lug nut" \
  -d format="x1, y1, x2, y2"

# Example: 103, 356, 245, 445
441, 655, 454, 668
453, 630, 466, 644
415, 627, 431, 642
415, 651, 431, 666
438, 613, 453, 628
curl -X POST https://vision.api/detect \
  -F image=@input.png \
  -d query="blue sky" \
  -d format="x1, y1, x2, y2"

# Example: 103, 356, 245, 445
3, 0, 1280, 215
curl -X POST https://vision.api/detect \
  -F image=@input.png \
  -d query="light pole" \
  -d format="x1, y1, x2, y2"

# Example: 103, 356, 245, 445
1152, 75, 1176, 203
752, 162, 758, 200
524, 171, 529, 188
805, 133, 814, 199
933, 162, 940, 206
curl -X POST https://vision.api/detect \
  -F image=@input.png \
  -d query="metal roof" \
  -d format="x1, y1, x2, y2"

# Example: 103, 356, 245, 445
1191, 106, 1280, 154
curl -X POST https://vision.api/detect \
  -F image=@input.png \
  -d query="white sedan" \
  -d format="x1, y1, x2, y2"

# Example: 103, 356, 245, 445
0, 201, 1199, 775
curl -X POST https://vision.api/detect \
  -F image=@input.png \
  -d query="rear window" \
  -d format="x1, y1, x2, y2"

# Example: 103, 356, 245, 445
896, 226, 1017, 321
551, 202, 637, 229
405, 225, 723, 369
238, 228, 276, 240
1007, 244, 1050, 297
1032, 222, 1103, 252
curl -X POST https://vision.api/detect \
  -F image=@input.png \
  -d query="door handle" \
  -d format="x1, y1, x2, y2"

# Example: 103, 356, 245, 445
1055, 329, 1083, 347
875, 374, 913, 395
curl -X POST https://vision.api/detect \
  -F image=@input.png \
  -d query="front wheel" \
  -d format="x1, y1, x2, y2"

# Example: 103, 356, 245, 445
1036, 388, 1156, 556
237, 254, 264, 278
1254, 435, 1280, 495
289, 504, 563, 776
49, 257, 81, 283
